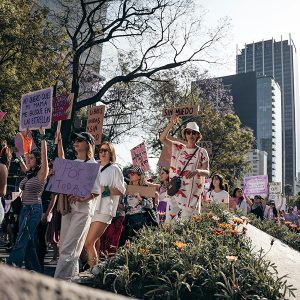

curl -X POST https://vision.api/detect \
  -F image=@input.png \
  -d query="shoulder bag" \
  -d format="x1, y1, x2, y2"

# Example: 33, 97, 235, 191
167, 147, 199, 196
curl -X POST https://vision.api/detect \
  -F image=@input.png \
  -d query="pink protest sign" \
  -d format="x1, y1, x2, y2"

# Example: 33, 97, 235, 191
19, 87, 53, 131
0, 112, 6, 121
14, 131, 37, 157
243, 175, 269, 198
52, 93, 74, 122
86, 105, 105, 145
46, 158, 100, 197
130, 142, 150, 172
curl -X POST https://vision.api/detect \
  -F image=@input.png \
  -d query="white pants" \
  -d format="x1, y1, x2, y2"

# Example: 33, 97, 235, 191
54, 211, 92, 280
0, 200, 4, 224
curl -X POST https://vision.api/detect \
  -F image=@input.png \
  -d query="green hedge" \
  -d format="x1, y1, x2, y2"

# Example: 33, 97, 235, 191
88, 207, 295, 299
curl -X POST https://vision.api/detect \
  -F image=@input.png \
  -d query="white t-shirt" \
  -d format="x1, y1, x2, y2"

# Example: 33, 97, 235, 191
94, 163, 126, 217
207, 190, 229, 206
70, 158, 101, 215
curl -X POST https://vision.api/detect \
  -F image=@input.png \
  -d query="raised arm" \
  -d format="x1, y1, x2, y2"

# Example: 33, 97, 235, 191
55, 131, 65, 159
37, 128, 49, 183
159, 115, 179, 149
0, 163, 8, 197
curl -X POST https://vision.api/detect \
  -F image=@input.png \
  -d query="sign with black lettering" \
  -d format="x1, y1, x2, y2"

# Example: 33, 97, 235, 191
162, 105, 199, 117
130, 142, 150, 172
19, 87, 53, 131
86, 105, 105, 145
46, 158, 100, 197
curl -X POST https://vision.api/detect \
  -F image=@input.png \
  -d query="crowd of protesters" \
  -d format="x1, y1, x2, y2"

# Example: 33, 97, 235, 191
0, 116, 299, 281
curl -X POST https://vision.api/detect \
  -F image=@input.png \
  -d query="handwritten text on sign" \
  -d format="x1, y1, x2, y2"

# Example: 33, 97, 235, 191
19, 87, 53, 131
162, 105, 199, 117
243, 175, 269, 198
86, 105, 105, 145
52, 93, 74, 122
130, 142, 150, 172
46, 158, 100, 197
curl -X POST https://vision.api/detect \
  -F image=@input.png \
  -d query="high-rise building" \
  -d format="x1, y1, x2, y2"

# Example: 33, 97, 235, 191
236, 36, 299, 192
245, 149, 268, 177
216, 72, 282, 184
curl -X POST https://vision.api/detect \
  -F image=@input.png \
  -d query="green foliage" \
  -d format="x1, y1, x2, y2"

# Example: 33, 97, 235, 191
248, 215, 300, 252
0, 0, 68, 143
88, 207, 295, 299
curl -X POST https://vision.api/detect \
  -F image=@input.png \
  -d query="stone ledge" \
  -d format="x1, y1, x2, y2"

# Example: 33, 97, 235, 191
0, 265, 130, 300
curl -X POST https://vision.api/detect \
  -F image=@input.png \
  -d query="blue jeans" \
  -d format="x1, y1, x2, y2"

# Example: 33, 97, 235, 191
7, 204, 42, 272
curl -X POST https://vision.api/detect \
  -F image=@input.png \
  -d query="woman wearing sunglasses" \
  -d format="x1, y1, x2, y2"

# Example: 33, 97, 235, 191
84, 142, 126, 269
54, 131, 101, 280
160, 116, 209, 219
7, 128, 48, 272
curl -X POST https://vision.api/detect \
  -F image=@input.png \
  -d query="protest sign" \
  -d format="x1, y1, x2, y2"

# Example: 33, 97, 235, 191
19, 87, 53, 131
52, 93, 74, 122
157, 137, 212, 167
14, 131, 37, 157
86, 105, 105, 145
126, 185, 157, 198
162, 105, 199, 117
46, 158, 100, 197
269, 182, 282, 194
130, 142, 150, 172
243, 175, 268, 198
0, 112, 6, 121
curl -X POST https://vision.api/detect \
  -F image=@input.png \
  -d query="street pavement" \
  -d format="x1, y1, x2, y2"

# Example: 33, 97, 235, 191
0, 234, 56, 277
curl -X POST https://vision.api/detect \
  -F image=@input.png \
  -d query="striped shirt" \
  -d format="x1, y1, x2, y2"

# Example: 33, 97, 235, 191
20, 176, 45, 205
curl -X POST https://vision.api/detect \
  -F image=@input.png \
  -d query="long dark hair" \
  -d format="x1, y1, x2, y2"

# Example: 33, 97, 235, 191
26, 150, 41, 179
209, 174, 226, 191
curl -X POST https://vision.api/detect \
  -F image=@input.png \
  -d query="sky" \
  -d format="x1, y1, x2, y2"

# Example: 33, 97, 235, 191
112, 0, 300, 171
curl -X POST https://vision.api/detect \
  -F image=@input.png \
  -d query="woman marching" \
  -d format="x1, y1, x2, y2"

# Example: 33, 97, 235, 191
54, 131, 101, 280
160, 116, 209, 219
7, 129, 48, 272
84, 142, 126, 269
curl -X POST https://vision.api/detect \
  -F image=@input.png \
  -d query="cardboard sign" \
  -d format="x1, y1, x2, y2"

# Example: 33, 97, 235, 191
157, 136, 212, 167
14, 131, 37, 157
269, 182, 281, 194
0, 112, 6, 121
86, 105, 105, 145
130, 142, 150, 172
243, 175, 268, 198
162, 105, 199, 117
126, 185, 157, 198
52, 93, 74, 122
46, 158, 100, 197
19, 87, 53, 131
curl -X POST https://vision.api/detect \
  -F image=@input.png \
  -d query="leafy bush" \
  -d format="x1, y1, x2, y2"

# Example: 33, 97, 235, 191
248, 215, 300, 252
88, 207, 295, 299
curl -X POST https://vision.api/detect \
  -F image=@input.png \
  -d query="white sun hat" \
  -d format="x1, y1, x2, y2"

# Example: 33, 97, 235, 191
181, 122, 200, 138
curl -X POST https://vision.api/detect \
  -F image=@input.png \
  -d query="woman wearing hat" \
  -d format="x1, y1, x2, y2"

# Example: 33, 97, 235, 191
121, 166, 157, 243
160, 116, 209, 219
54, 131, 101, 280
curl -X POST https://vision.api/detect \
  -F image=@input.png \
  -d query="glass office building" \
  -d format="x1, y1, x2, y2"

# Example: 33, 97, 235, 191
217, 72, 282, 183
237, 36, 299, 192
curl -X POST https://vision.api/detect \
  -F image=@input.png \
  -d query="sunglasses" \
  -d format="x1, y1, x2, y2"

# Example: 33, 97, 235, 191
99, 148, 110, 153
74, 137, 85, 143
129, 171, 140, 176
185, 129, 198, 135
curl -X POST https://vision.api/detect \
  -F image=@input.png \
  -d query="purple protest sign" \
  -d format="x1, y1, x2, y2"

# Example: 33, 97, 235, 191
19, 87, 53, 131
130, 142, 150, 172
46, 158, 100, 197
243, 175, 269, 198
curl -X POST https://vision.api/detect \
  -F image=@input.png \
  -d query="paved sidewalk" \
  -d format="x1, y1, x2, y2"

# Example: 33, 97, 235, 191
246, 224, 300, 299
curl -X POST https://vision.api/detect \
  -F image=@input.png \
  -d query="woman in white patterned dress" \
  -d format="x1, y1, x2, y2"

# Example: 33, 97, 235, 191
160, 116, 209, 219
